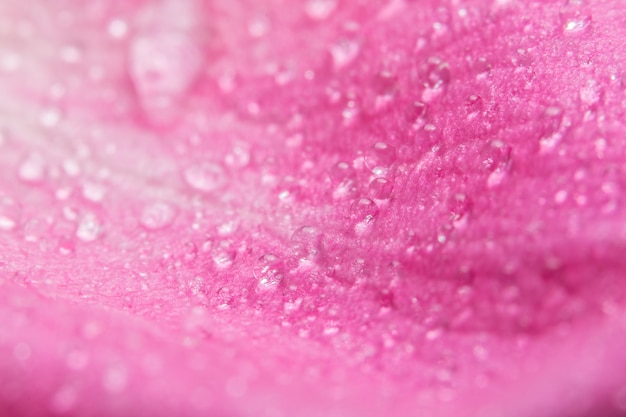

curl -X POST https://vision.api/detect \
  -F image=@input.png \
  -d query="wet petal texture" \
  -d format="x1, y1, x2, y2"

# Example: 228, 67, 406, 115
1, 0, 626, 416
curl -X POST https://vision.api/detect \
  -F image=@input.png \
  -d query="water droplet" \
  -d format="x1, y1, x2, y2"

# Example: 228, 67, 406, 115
420, 57, 450, 101
183, 162, 227, 193
254, 254, 285, 290
82, 182, 106, 203
579, 78, 602, 106
224, 145, 251, 168
248, 15, 270, 38
305, 0, 337, 20
129, 30, 203, 122
59, 44, 82, 64
140, 202, 176, 230
330, 38, 360, 70
329, 161, 357, 200
212, 241, 236, 269
0, 196, 20, 231
1, 51, 21, 73
183, 242, 198, 262
368, 178, 393, 200
50, 386, 77, 414
560, 0, 591, 33
350, 198, 379, 235
216, 287, 233, 309
447, 193, 472, 229
76, 213, 102, 242
107, 19, 128, 39
291, 226, 323, 264
483, 141, 512, 188
40, 107, 62, 128
18, 153, 46, 183
405, 101, 428, 127
102, 366, 128, 393
364, 142, 396, 173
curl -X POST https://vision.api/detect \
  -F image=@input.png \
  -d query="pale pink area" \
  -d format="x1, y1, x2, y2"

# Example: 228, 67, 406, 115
1, 0, 626, 416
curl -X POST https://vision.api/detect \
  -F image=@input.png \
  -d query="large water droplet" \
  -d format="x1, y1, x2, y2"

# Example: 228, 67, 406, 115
559, 0, 591, 33
140, 202, 176, 230
305, 0, 337, 20
254, 254, 285, 291
184, 162, 227, 193
0, 196, 20, 231
76, 213, 102, 242
368, 178, 393, 200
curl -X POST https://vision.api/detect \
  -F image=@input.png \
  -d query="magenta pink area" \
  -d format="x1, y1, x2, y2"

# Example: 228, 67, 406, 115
1, 0, 626, 416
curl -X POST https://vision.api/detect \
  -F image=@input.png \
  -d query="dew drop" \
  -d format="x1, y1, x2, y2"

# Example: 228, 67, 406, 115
82, 182, 106, 203
368, 178, 393, 200
254, 254, 285, 290
49, 386, 77, 414
559, 0, 591, 33
76, 213, 102, 242
129, 30, 203, 122
447, 193, 472, 229
183, 162, 227, 193
40, 107, 62, 128
216, 287, 233, 309
420, 57, 450, 101
484, 142, 512, 188
107, 19, 128, 39
305, 0, 337, 20
140, 202, 176, 230
329, 161, 357, 200
212, 241, 236, 269
350, 198, 379, 235
291, 226, 323, 264
18, 153, 46, 183
330, 38, 360, 70
579, 78, 602, 106
102, 366, 128, 393
0, 196, 20, 231
364, 142, 396, 173
405, 101, 427, 127
248, 15, 270, 38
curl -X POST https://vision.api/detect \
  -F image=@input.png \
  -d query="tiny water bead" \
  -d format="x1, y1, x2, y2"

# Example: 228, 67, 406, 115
76, 213, 102, 242
0, 196, 20, 231
18, 153, 46, 183
212, 241, 236, 269
420, 57, 450, 101
330, 38, 361, 70
559, 0, 592, 33
183, 162, 227, 193
364, 142, 396, 173
129, 28, 204, 121
368, 178, 393, 200
305, 0, 337, 20
140, 202, 176, 231
350, 198, 379, 235
254, 254, 285, 290
291, 226, 324, 263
